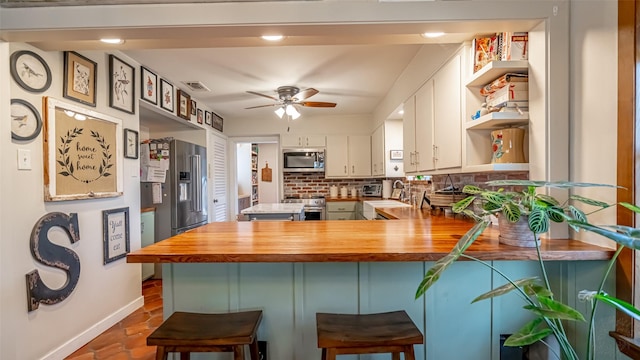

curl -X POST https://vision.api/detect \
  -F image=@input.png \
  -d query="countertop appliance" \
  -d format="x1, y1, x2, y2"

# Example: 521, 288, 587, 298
283, 149, 325, 172
141, 139, 208, 241
361, 184, 382, 197
282, 195, 326, 220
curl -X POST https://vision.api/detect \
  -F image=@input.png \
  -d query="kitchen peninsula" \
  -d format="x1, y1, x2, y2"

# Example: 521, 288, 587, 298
127, 211, 615, 359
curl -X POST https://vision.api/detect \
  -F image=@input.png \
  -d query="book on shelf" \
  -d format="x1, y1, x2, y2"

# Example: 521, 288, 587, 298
486, 86, 528, 108
479, 73, 528, 96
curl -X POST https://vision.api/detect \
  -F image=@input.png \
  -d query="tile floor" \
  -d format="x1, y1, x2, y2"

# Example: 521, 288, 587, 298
65, 279, 163, 360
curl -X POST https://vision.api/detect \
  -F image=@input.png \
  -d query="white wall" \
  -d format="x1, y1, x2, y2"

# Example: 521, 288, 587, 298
1, 44, 142, 359
569, 0, 618, 247
258, 143, 280, 203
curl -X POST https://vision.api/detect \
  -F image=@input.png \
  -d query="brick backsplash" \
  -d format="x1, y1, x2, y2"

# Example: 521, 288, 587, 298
283, 171, 529, 199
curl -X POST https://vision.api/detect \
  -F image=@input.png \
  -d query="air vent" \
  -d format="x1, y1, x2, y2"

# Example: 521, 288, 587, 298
182, 81, 211, 92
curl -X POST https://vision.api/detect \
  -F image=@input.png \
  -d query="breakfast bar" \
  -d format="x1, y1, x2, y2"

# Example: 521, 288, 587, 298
127, 212, 615, 359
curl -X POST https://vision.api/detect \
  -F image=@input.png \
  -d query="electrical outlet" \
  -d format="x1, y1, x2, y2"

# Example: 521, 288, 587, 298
258, 340, 267, 360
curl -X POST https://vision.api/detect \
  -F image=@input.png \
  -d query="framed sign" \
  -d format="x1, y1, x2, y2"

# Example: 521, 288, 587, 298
63, 51, 97, 107
160, 79, 174, 112
140, 66, 158, 105
390, 150, 403, 160
11, 98, 42, 141
212, 112, 223, 132
43, 97, 123, 201
177, 89, 191, 120
124, 128, 139, 159
10, 50, 52, 93
102, 207, 130, 264
205, 110, 212, 126
109, 55, 135, 114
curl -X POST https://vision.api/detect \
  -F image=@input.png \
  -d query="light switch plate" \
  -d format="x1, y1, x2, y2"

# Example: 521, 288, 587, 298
17, 149, 31, 170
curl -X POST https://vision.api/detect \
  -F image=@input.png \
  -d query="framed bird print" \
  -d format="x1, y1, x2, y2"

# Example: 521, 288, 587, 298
10, 50, 52, 93
11, 98, 42, 141
140, 66, 158, 105
63, 51, 97, 107
109, 55, 135, 114
160, 79, 174, 113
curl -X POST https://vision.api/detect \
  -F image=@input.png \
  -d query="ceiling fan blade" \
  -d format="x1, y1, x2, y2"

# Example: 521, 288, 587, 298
245, 104, 279, 110
299, 101, 337, 108
294, 88, 319, 101
247, 91, 279, 101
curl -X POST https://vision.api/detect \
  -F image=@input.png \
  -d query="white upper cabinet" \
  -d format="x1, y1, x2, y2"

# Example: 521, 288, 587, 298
325, 135, 371, 178
432, 53, 462, 170
281, 134, 326, 148
371, 125, 384, 176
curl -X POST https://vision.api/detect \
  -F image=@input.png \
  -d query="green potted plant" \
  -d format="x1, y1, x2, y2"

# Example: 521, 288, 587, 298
415, 180, 640, 360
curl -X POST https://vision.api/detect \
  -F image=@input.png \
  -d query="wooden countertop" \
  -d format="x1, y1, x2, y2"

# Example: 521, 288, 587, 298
127, 214, 614, 264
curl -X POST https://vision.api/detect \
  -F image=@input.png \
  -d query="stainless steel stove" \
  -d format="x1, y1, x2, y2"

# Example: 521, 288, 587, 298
282, 195, 326, 220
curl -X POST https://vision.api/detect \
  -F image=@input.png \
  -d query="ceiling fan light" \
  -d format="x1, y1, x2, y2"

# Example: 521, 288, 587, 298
275, 107, 285, 118
261, 35, 284, 41
421, 32, 445, 38
286, 105, 300, 119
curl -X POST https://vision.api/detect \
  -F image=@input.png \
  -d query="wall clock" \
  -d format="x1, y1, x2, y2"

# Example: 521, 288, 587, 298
11, 99, 42, 141
10, 50, 52, 93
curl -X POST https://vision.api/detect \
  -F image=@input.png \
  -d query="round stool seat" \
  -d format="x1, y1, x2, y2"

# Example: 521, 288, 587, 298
316, 310, 423, 360
148, 310, 262, 360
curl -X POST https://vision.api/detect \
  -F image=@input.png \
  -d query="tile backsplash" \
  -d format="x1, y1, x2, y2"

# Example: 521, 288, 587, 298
283, 171, 529, 199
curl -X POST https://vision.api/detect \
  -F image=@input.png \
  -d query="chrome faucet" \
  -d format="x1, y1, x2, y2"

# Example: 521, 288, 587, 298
393, 180, 409, 202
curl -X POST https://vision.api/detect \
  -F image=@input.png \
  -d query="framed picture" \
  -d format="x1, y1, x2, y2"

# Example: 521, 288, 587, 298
124, 128, 139, 159
102, 207, 130, 264
212, 112, 223, 132
390, 150, 403, 160
109, 55, 135, 114
140, 66, 158, 105
160, 79, 174, 112
10, 50, 52, 93
197, 108, 203, 124
190, 100, 197, 116
43, 97, 123, 202
63, 51, 97, 107
177, 89, 191, 120
11, 98, 42, 141
205, 111, 212, 126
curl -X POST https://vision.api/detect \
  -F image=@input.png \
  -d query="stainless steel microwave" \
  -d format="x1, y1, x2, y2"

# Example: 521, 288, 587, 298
283, 149, 325, 172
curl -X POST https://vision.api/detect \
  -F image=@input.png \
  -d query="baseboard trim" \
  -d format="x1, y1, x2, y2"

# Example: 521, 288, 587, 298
41, 295, 145, 360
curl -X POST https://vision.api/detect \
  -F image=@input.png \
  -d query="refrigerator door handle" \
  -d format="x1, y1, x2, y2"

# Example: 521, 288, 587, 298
191, 155, 202, 212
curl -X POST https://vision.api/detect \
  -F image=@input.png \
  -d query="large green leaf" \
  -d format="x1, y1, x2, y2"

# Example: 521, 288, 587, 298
536, 193, 560, 206
415, 221, 489, 299
452, 196, 476, 213
524, 284, 553, 298
528, 208, 549, 234
592, 292, 640, 321
570, 194, 610, 209
462, 185, 484, 195
503, 318, 553, 347
568, 221, 640, 250
547, 206, 566, 223
482, 191, 508, 206
471, 277, 539, 303
620, 202, 640, 214
502, 202, 521, 223
524, 297, 585, 321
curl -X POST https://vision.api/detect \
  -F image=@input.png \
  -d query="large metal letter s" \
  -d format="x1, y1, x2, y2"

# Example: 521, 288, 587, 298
26, 212, 81, 311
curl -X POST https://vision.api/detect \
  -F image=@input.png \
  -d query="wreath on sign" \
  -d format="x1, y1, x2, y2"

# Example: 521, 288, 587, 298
57, 127, 113, 183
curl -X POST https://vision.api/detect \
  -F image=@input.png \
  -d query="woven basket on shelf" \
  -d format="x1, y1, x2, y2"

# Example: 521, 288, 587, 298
429, 192, 467, 208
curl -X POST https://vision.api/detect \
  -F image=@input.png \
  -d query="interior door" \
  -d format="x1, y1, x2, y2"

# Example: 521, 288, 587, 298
209, 133, 228, 221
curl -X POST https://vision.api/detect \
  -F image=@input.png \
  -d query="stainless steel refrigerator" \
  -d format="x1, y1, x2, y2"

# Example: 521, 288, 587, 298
141, 139, 208, 245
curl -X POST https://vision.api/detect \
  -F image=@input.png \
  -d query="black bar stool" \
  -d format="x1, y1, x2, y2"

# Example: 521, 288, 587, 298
147, 310, 262, 360
316, 310, 423, 360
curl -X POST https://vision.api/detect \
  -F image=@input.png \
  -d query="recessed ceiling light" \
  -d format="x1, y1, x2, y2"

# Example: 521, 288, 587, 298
100, 38, 125, 44
261, 35, 284, 41
421, 32, 445, 38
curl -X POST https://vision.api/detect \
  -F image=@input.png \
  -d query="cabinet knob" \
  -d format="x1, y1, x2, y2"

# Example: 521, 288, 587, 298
214, 199, 218, 203
352, 165, 355, 173
344, 165, 347, 174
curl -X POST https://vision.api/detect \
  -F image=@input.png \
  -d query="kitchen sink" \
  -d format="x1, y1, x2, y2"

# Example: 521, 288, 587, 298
362, 200, 411, 220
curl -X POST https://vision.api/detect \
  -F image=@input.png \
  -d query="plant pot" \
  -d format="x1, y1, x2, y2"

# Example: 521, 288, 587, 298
497, 214, 541, 247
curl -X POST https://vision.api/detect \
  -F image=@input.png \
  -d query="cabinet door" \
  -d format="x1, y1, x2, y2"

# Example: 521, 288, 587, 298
433, 54, 462, 169
140, 211, 155, 280
403, 96, 417, 173
325, 135, 349, 177
281, 134, 303, 147
348, 135, 372, 177
415, 79, 435, 172
304, 135, 326, 147
371, 125, 384, 176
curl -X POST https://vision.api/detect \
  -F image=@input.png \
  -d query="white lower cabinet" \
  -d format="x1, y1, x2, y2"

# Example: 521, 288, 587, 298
325, 135, 371, 178
140, 210, 155, 280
